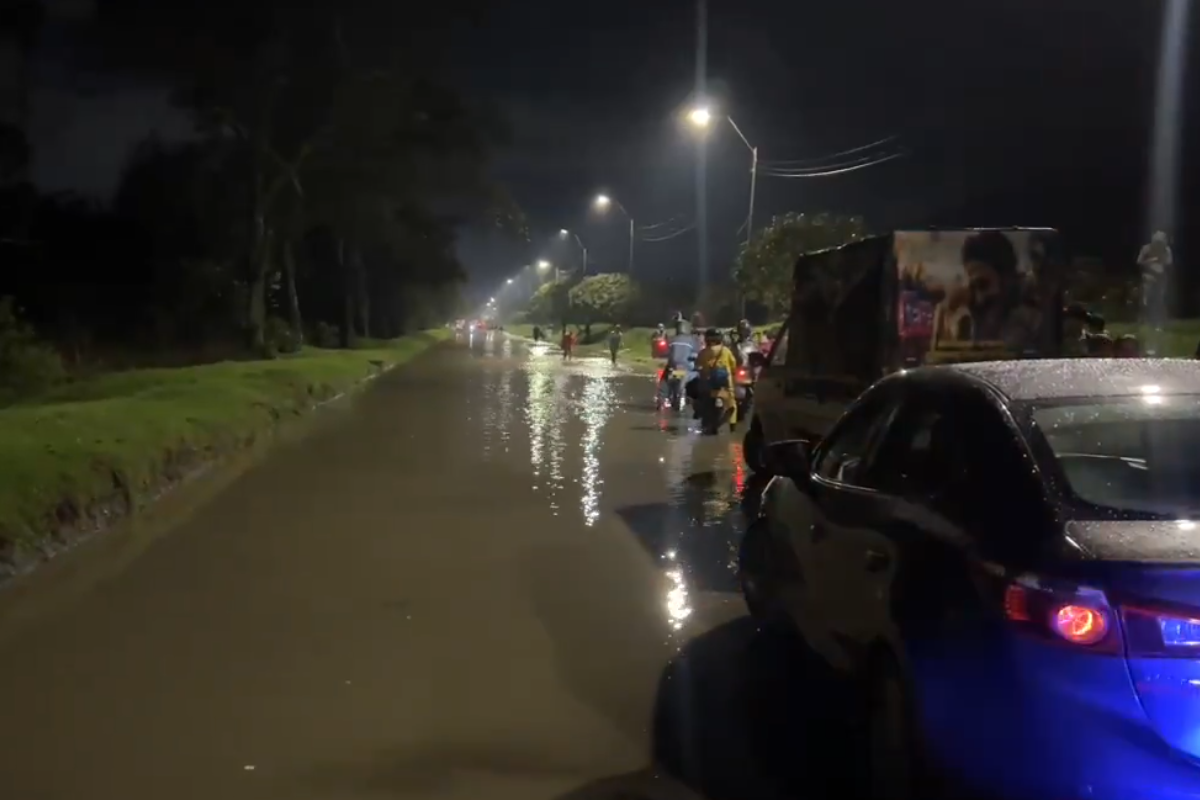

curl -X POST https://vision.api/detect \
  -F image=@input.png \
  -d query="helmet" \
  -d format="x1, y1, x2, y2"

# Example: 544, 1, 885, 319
704, 327, 723, 344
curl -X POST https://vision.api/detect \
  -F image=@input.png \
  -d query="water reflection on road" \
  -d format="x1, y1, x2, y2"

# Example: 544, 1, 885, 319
471, 333, 757, 612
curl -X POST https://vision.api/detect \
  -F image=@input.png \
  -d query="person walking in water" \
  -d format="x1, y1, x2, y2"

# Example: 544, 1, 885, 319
607, 324, 623, 365
560, 327, 576, 360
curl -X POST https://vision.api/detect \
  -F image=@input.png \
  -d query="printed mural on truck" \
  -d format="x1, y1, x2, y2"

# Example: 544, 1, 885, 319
894, 229, 1064, 366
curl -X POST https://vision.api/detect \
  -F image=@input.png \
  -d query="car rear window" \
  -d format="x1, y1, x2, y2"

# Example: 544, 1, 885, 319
1033, 394, 1200, 517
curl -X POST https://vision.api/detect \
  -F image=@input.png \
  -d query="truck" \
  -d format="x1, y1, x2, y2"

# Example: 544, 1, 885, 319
742, 227, 1067, 473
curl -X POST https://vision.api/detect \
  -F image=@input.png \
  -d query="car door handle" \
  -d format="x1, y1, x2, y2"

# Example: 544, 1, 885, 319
864, 549, 891, 572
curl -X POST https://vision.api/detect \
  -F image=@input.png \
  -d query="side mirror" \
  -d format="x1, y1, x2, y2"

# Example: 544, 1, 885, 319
768, 440, 810, 486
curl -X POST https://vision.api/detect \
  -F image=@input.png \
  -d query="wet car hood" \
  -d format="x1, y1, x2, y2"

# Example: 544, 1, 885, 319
1065, 520, 1200, 562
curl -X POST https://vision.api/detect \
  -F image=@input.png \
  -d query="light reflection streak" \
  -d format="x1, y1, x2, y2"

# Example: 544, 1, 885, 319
495, 359, 515, 450
579, 376, 616, 526
479, 373, 498, 458
526, 368, 551, 486
546, 373, 569, 515
660, 430, 698, 629
698, 443, 746, 527
664, 549, 692, 631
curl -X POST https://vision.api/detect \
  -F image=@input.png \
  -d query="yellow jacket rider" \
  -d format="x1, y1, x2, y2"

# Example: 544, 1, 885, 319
695, 327, 740, 428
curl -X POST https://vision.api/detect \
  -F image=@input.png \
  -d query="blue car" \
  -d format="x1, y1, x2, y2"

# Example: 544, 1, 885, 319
740, 359, 1200, 800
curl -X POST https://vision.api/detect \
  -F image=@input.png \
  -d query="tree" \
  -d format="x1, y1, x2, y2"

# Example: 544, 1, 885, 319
113, 137, 243, 346
527, 278, 571, 326
92, 3, 506, 352
734, 212, 867, 317
569, 273, 638, 329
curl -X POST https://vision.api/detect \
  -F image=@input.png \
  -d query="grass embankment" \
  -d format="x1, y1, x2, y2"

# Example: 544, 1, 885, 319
1108, 319, 1200, 357
0, 329, 450, 568
506, 324, 661, 365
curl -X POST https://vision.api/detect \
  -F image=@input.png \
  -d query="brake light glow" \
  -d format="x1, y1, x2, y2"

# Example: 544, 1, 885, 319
1053, 604, 1108, 645
1001, 575, 1120, 653
736, 367, 748, 381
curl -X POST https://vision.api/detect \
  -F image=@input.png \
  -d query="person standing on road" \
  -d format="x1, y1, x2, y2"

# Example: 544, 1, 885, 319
607, 324, 623, 365
561, 327, 576, 360
1138, 230, 1173, 334
532, 324, 543, 343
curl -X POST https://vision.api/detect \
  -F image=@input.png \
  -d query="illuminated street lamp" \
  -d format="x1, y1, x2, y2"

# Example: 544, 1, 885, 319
687, 106, 712, 127
592, 194, 635, 276
558, 228, 588, 275
536, 259, 559, 282
506, 278, 514, 284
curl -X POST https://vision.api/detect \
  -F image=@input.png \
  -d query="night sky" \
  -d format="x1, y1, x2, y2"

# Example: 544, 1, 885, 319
25, 0, 1195, 304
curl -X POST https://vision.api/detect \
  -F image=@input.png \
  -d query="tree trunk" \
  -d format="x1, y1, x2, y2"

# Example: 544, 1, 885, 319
282, 237, 303, 344
244, 159, 268, 354
338, 237, 355, 349
352, 246, 370, 338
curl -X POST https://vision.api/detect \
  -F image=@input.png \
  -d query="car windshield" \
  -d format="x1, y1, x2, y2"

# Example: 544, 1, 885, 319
1033, 395, 1200, 517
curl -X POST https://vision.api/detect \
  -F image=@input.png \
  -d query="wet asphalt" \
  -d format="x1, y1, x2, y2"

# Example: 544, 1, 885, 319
0, 332, 853, 800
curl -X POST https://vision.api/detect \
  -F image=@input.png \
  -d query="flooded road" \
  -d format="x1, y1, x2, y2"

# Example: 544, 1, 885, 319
0, 333, 846, 800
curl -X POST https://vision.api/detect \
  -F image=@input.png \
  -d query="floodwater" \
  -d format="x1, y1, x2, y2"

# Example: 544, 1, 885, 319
0, 332, 849, 800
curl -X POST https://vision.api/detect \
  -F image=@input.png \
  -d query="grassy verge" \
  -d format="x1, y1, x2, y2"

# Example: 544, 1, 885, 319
1108, 319, 1200, 357
0, 329, 450, 568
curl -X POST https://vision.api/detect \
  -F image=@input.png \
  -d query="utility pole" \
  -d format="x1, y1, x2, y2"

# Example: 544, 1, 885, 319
742, 145, 758, 319
628, 218, 635, 277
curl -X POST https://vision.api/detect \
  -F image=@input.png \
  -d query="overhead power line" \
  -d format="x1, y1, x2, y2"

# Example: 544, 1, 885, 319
759, 135, 899, 168
759, 151, 907, 178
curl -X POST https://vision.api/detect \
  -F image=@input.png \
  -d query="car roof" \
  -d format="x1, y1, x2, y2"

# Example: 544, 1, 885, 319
898, 359, 1200, 402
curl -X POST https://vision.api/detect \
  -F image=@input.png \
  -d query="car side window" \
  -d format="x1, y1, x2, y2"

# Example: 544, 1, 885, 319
870, 388, 1046, 545
869, 400, 964, 499
813, 392, 900, 488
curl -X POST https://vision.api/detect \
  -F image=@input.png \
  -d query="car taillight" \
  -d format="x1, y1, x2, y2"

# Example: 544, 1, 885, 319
1120, 602, 1200, 658
1002, 575, 1121, 653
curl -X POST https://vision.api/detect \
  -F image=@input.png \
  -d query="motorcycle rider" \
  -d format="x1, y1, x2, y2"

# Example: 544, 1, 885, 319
692, 327, 739, 432
736, 319, 753, 345
658, 322, 697, 399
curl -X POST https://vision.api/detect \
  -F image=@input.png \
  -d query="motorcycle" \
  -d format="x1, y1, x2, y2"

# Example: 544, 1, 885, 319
733, 349, 766, 427
699, 384, 736, 435
694, 361, 737, 435
656, 354, 696, 412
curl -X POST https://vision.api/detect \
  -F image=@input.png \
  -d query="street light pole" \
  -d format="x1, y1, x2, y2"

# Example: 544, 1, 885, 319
560, 229, 588, 276
723, 115, 758, 248
747, 146, 758, 247
594, 194, 635, 277
628, 218, 634, 277
691, 108, 758, 318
